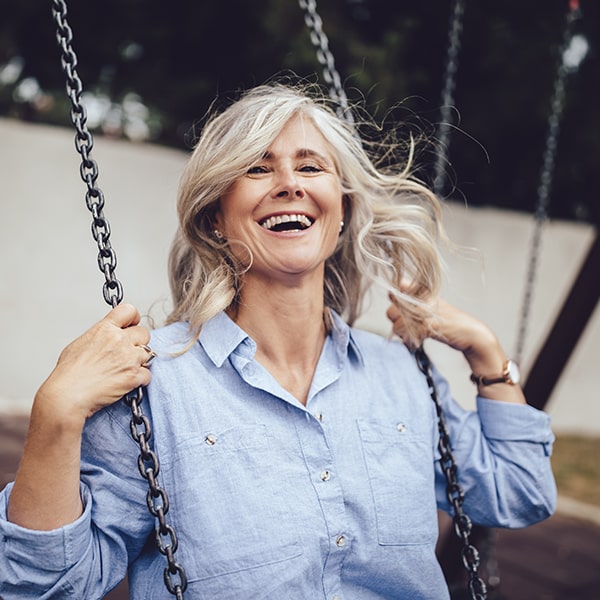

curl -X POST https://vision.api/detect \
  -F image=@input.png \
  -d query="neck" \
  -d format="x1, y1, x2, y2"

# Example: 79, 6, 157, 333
230, 276, 328, 404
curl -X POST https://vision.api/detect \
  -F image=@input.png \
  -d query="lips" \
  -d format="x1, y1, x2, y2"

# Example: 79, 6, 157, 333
259, 213, 314, 232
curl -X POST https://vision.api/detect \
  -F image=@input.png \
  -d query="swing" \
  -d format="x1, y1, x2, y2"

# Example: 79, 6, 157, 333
49, 1, 578, 599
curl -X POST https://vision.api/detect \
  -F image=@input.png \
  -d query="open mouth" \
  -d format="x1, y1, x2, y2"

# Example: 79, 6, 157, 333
259, 213, 314, 232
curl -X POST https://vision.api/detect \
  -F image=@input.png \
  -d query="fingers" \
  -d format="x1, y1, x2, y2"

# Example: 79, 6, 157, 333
105, 302, 142, 329
41, 303, 156, 421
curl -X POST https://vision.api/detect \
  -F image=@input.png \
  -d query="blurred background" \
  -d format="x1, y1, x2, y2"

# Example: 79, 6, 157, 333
1, 0, 599, 223
1, 1, 599, 598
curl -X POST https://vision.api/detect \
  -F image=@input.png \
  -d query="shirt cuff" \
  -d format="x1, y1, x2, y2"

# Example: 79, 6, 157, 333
476, 396, 554, 444
0, 482, 93, 571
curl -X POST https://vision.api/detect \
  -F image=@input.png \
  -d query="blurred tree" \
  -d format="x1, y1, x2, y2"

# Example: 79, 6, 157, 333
0, 0, 597, 224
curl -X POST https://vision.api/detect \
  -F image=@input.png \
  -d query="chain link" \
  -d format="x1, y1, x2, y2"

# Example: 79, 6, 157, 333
51, 1, 187, 596
51, 1, 122, 308
298, 0, 354, 127
415, 348, 487, 600
433, 0, 466, 197
515, 3, 582, 364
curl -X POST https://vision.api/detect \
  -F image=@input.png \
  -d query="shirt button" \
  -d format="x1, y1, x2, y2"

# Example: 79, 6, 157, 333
336, 535, 346, 548
204, 434, 217, 446
320, 470, 331, 482
333, 596, 342, 600
396, 422, 406, 433
314, 412, 323, 422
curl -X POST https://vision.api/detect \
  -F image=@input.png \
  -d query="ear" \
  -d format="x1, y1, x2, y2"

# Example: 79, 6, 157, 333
211, 203, 224, 231
341, 194, 350, 220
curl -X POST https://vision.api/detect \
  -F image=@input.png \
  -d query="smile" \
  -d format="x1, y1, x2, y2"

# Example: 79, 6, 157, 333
260, 213, 314, 232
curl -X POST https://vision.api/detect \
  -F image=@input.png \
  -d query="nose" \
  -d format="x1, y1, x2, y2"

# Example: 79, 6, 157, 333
271, 168, 305, 199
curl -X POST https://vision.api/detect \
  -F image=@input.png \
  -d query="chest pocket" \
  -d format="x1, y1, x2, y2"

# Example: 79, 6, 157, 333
165, 424, 308, 589
357, 419, 438, 546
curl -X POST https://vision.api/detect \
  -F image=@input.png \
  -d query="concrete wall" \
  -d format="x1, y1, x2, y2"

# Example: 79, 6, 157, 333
1, 118, 597, 434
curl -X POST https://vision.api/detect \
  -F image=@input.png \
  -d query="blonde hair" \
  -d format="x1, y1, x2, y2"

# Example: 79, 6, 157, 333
167, 83, 445, 343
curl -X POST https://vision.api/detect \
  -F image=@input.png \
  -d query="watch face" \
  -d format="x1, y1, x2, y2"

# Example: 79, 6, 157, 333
507, 360, 520, 384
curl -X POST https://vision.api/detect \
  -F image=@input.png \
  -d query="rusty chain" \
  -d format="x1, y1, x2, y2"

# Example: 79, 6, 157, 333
416, 348, 487, 600
51, 1, 187, 596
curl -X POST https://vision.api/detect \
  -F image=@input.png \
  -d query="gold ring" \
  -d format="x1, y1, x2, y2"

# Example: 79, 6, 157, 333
140, 344, 157, 368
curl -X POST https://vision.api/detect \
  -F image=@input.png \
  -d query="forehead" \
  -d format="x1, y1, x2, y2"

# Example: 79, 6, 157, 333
268, 113, 334, 159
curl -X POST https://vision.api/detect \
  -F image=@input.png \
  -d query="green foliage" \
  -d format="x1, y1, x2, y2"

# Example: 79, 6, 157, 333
1, 0, 598, 223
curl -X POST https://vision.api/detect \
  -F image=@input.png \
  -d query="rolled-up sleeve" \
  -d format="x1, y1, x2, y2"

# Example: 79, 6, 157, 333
433, 368, 557, 528
0, 483, 94, 597
0, 401, 154, 599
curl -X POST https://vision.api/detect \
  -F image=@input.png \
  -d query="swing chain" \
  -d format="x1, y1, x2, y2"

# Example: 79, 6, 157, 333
433, 0, 466, 197
515, 2, 582, 364
51, 1, 187, 597
415, 347, 488, 600
298, 0, 354, 126
51, 0, 123, 309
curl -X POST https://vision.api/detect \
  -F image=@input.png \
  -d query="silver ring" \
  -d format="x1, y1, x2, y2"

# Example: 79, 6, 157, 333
140, 344, 157, 368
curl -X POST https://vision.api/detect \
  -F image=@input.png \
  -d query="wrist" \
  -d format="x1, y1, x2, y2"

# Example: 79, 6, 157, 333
32, 383, 88, 435
470, 359, 521, 387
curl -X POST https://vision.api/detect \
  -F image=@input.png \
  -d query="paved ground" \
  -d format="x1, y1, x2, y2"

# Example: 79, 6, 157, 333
2, 415, 599, 600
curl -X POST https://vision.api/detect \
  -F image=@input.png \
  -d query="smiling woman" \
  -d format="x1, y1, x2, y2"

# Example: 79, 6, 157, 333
0, 82, 557, 600
168, 84, 445, 347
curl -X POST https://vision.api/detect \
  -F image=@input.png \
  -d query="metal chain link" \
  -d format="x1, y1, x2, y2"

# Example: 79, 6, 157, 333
433, 0, 466, 197
51, 1, 187, 596
515, 3, 582, 364
298, 0, 354, 126
415, 348, 487, 600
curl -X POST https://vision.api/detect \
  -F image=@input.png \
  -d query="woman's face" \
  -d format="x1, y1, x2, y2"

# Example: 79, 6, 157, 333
215, 113, 344, 286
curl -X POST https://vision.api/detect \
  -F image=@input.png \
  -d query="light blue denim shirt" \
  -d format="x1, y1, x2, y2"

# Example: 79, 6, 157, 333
0, 310, 556, 599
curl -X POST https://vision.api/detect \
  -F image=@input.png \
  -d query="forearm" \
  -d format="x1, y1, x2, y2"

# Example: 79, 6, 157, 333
7, 388, 85, 530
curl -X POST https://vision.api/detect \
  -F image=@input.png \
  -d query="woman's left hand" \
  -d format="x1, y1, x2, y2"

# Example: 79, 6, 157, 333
387, 297, 526, 404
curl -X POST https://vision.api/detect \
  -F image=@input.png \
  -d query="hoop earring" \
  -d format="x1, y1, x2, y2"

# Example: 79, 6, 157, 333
213, 229, 224, 240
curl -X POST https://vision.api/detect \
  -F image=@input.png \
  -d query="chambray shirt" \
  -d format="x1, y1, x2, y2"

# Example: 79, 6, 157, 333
0, 310, 556, 599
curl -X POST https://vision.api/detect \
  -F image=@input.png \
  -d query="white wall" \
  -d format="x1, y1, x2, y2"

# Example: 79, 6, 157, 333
1, 118, 597, 434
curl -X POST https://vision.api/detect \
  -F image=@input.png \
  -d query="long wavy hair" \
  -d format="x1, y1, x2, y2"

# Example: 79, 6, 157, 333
166, 83, 445, 344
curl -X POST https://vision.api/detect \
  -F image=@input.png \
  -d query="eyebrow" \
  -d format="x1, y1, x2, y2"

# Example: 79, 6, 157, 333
262, 148, 333, 165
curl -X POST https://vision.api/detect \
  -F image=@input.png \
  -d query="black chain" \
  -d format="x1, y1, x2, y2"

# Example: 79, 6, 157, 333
51, 1, 187, 596
415, 348, 487, 600
515, 2, 582, 364
298, 0, 354, 126
433, 0, 466, 197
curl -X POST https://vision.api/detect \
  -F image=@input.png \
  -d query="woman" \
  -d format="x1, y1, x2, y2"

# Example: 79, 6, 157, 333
0, 84, 555, 599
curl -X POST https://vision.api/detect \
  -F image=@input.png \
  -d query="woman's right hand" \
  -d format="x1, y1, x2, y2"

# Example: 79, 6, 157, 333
37, 302, 153, 427
7, 303, 153, 530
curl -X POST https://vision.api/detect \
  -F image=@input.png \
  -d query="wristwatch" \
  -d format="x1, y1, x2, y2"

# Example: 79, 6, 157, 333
470, 359, 521, 386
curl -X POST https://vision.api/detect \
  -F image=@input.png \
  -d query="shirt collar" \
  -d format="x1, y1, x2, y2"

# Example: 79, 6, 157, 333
199, 311, 255, 367
199, 309, 365, 368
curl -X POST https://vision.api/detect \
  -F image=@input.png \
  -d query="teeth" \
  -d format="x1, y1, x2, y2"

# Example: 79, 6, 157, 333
260, 214, 313, 231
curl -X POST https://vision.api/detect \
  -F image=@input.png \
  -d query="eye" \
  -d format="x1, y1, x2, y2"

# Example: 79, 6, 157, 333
247, 165, 269, 175
298, 164, 322, 173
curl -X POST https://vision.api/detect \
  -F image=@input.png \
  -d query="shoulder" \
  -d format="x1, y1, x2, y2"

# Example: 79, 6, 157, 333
350, 326, 413, 364
149, 321, 195, 354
